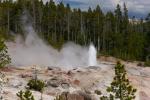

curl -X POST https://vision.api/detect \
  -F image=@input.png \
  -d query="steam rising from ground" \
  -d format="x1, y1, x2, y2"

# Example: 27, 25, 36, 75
7, 33, 90, 67
6, 13, 97, 68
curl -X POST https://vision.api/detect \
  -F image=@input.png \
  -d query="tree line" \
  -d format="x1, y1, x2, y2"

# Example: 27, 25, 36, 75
0, 0, 150, 61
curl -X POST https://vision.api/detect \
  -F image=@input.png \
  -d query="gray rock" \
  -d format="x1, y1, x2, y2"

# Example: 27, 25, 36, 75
61, 82, 70, 89
57, 91, 92, 100
47, 66, 61, 71
84, 89, 91, 94
47, 77, 62, 88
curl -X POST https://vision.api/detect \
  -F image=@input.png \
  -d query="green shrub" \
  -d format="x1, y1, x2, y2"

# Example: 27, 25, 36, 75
94, 90, 102, 95
16, 90, 35, 100
27, 79, 45, 92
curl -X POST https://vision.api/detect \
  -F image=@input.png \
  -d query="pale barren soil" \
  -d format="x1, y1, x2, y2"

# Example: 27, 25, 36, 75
0, 58, 150, 100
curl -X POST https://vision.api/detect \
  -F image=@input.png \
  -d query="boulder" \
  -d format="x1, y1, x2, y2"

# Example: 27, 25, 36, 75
56, 92, 92, 100
47, 77, 61, 88
61, 82, 70, 89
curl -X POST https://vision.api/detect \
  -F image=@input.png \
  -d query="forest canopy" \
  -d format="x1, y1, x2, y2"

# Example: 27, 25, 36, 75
0, 0, 150, 61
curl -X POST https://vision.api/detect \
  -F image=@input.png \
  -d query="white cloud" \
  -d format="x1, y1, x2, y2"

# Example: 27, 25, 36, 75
44, 0, 150, 17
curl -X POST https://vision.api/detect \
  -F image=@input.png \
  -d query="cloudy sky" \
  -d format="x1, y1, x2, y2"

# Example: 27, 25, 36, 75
52, 0, 150, 18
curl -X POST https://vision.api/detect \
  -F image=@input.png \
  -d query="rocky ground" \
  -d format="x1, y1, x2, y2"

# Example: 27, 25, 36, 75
0, 57, 150, 100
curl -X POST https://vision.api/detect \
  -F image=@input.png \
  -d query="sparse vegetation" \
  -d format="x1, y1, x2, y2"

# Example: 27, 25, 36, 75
16, 90, 35, 100
27, 79, 45, 92
100, 61, 137, 100
95, 90, 102, 95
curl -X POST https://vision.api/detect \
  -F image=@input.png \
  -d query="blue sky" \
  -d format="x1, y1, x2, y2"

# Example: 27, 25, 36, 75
51, 0, 150, 18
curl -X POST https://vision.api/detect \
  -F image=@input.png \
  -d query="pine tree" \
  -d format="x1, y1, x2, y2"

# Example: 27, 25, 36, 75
115, 4, 122, 33
0, 37, 11, 68
102, 61, 137, 100
103, 11, 115, 54
145, 13, 150, 63
93, 5, 104, 51
123, 3, 128, 34
0, 0, 149, 62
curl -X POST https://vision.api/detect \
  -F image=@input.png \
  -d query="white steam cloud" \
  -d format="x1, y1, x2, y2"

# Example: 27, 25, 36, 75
6, 13, 97, 68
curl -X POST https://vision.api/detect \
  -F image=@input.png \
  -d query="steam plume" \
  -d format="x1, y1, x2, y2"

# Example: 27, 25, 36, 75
6, 12, 97, 68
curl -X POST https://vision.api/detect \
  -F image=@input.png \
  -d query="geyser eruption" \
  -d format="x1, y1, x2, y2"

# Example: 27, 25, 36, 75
88, 44, 97, 66
7, 12, 98, 68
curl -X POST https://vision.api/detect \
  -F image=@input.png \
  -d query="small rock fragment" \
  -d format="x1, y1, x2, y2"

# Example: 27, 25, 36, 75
20, 74, 32, 78
47, 67, 53, 70
61, 82, 70, 89
67, 71, 73, 76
